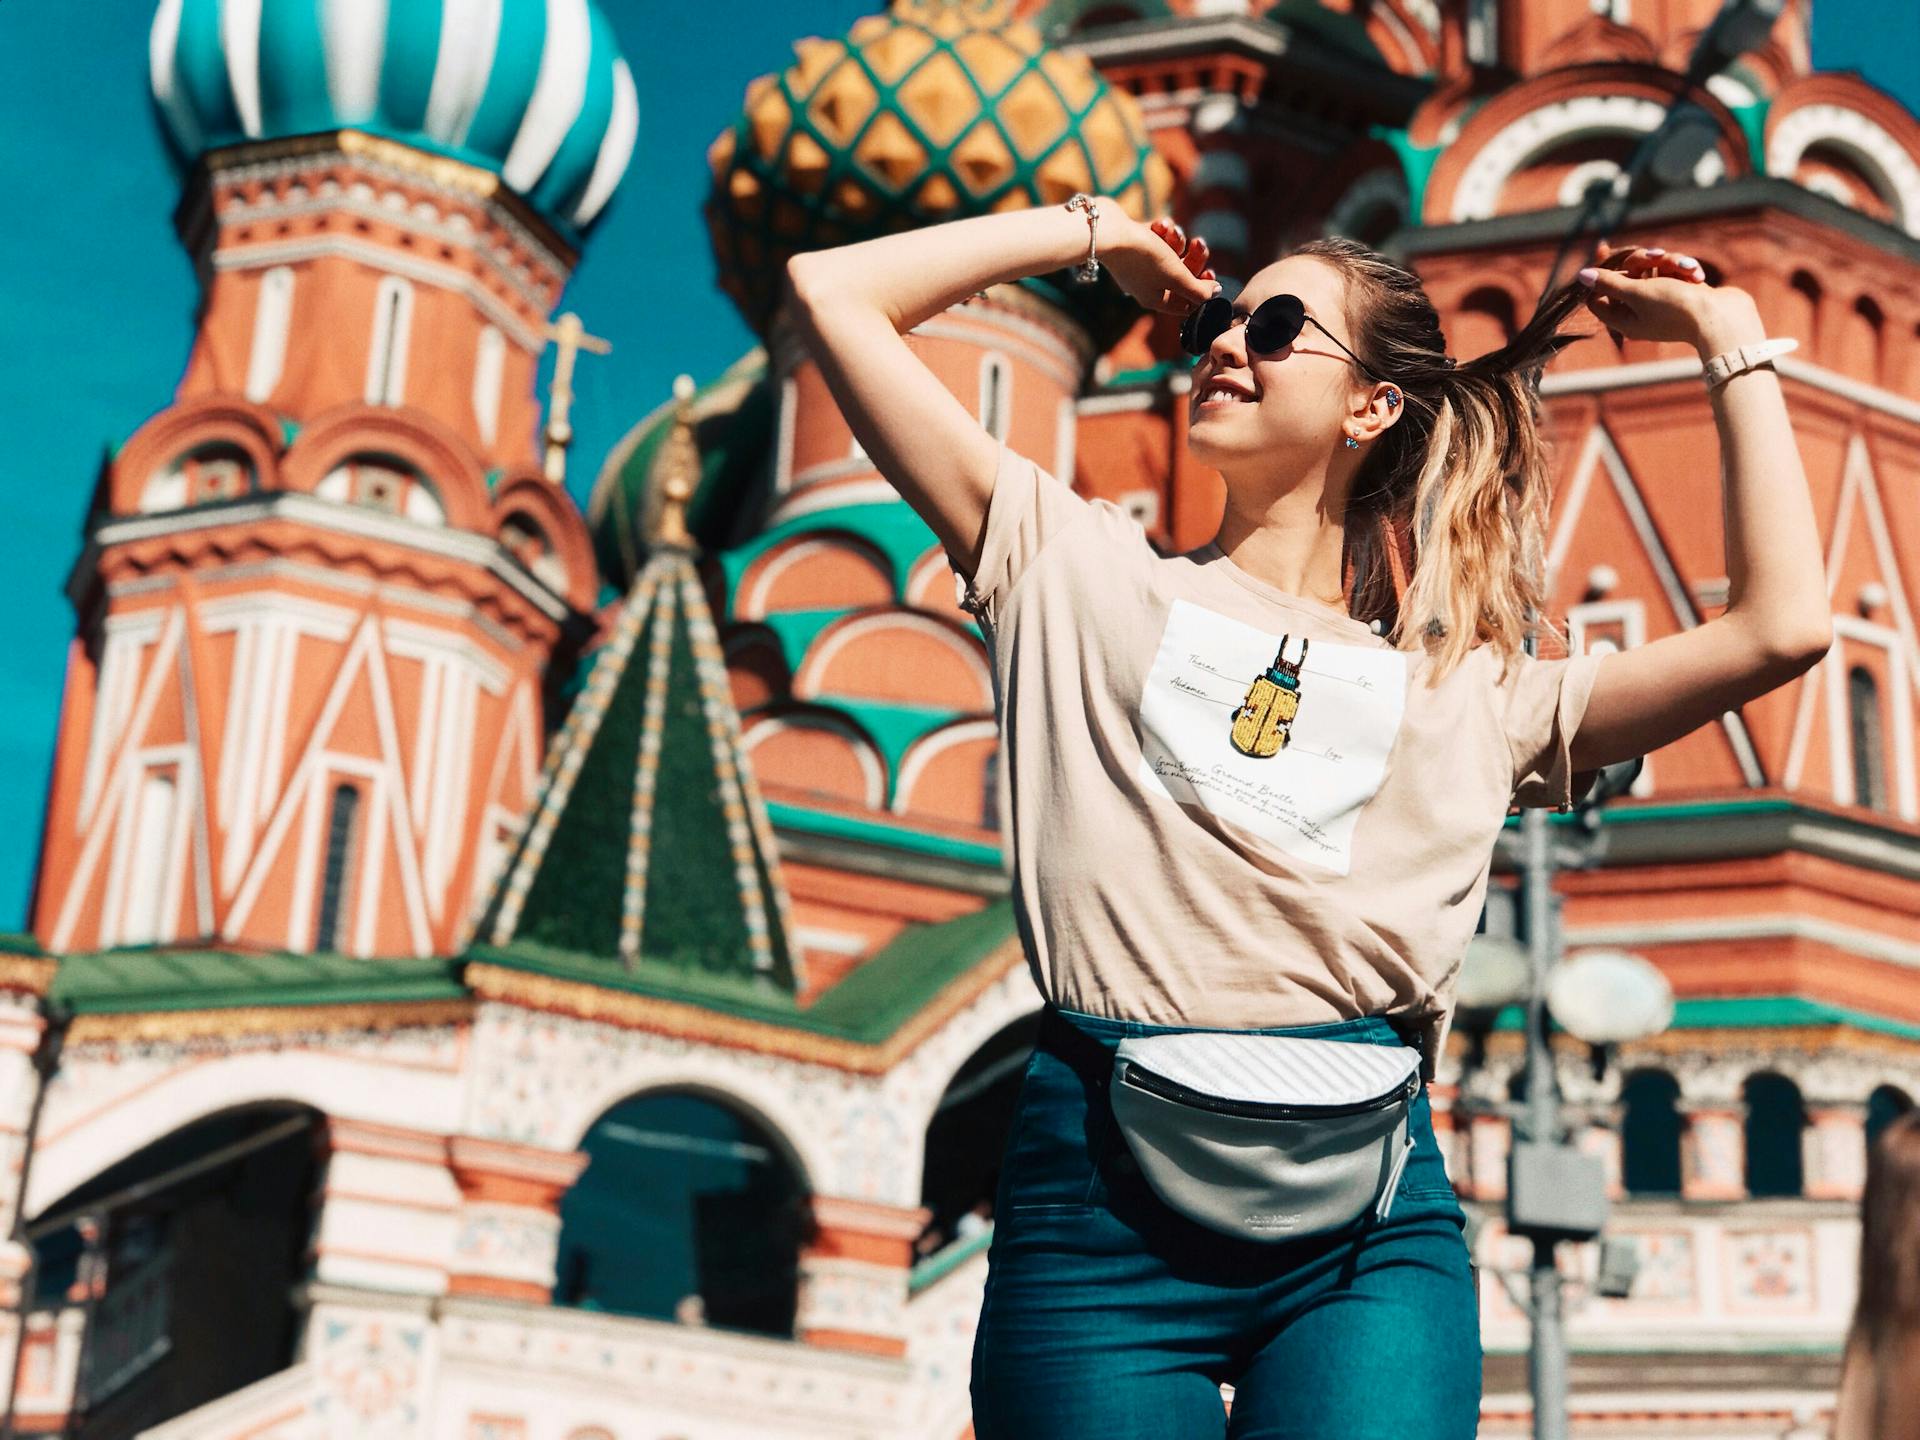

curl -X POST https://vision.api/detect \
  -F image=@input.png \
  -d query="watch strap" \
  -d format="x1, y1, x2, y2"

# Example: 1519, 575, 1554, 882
1702, 336, 1799, 390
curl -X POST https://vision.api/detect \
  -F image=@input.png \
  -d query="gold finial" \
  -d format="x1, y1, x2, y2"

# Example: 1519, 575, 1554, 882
542, 311, 612, 485
654, 374, 699, 551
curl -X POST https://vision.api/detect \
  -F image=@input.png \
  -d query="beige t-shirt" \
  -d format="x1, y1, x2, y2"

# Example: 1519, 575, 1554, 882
955, 439, 1603, 1071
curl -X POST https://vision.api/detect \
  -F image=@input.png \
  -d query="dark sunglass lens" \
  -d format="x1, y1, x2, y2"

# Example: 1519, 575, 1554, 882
1246, 294, 1305, 353
1181, 296, 1231, 355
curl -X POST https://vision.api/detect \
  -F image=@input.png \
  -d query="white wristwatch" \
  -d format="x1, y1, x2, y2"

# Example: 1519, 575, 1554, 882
1701, 336, 1798, 391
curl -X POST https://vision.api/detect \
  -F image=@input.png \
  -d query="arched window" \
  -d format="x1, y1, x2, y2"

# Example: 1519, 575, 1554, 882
313, 782, 361, 953
315, 454, 446, 526
499, 514, 569, 593
245, 267, 295, 403
1846, 296, 1886, 384
141, 442, 256, 513
472, 325, 506, 444
555, 1091, 807, 1335
979, 353, 1011, 441
919, 1013, 1039, 1261
1743, 1072, 1807, 1198
120, 769, 179, 945
1453, 287, 1518, 362
365, 277, 415, 406
1621, 1070, 1683, 1195
28, 1106, 319, 1434
1785, 270, 1822, 353
1848, 665, 1886, 811
1868, 1085, 1913, 1150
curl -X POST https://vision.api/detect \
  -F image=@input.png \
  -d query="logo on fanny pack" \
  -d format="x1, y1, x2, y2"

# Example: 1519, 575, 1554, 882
1244, 1211, 1304, 1231
1229, 635, 1308, 758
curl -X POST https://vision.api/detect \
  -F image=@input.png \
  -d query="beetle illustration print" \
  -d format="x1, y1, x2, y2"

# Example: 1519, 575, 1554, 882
1229, 635, 1308, 758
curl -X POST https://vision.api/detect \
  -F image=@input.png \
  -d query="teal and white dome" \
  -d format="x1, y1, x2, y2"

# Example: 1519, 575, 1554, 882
149, 0, 639, 230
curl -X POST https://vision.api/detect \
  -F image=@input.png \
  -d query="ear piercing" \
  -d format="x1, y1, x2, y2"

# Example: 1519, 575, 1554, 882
1343, 434, 1360, 449
1384, 389, 1400, 409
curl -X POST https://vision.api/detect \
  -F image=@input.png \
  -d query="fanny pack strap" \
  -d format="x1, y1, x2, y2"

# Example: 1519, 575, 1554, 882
1037, 1005, 1117, 1088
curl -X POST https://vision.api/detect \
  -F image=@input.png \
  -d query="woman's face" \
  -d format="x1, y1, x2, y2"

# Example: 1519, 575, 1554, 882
1186, 256, 1366, 485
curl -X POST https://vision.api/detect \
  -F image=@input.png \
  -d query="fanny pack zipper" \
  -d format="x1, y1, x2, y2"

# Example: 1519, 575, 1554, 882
1118, 1062, 1418, 1121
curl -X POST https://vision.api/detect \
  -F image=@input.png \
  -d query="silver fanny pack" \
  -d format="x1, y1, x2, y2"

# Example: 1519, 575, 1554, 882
1109, 1030, 1421, 1242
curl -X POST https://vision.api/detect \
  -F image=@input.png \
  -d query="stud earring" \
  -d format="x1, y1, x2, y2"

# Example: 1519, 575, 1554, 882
1384, 389, 1400, 409
1343, 434, 1360, 449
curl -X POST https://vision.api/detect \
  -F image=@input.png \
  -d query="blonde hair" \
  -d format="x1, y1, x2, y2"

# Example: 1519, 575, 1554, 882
1289, 237, 1590, 680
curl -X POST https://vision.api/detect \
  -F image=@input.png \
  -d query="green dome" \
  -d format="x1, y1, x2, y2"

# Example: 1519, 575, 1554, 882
587, 349, 773, 589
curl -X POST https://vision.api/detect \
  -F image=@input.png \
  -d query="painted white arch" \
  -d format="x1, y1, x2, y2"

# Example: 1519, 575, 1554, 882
885, 962, 1042, 1147
1325, 168, 1410, 241
30, 1046, 462, 1219
794, 613, 993, 711
549, 1065, 828, 1194
740, 713, 887, 809
1451, 95, 1725, 222
892, 719, 1000, 818
1768, 103, 1920, 236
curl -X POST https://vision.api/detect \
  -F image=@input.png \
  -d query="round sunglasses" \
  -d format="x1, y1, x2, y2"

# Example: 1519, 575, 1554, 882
1180, 292, 1389, 383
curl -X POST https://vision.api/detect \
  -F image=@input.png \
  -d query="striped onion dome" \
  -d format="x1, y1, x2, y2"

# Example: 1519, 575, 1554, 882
706, 0, 1172, 336
149, 0, 640, 232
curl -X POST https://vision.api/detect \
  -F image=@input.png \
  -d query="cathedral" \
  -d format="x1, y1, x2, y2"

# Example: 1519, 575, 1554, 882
4, 0, 1919, 1435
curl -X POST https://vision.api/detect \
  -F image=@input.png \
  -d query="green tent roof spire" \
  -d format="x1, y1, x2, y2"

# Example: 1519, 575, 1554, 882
484, 386, 799, 994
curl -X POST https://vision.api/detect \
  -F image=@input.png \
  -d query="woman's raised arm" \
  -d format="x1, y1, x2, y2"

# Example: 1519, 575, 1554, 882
783, 203, 1214, 578
1563, 244, 1833, 775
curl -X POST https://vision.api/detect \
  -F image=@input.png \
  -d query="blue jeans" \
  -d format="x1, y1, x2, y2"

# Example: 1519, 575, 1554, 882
970, 1004, 1481, 1439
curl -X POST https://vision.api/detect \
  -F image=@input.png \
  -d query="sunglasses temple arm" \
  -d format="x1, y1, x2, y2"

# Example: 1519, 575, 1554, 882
1306, 316, 1389, 384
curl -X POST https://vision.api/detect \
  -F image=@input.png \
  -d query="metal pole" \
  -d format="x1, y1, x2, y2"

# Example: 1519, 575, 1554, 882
1520, 803, 1569, 1440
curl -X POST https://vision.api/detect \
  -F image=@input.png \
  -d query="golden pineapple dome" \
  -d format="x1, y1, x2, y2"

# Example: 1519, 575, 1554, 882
705, 0, 1174, 337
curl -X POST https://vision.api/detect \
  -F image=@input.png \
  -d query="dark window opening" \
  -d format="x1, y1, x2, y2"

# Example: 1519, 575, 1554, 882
1744, 1072, 1807, 1198
314, 783, 361, 952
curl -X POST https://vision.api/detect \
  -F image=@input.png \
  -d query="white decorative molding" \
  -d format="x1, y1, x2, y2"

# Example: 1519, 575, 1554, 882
1565, 911, 1920, 974
245, 265, 295, 403
30, 1027, 464, 1219
1453, 95, 1671, 222
1546, 426, 1765, 787
1326, 168, 1410, 240
1767, 102, 1920, 236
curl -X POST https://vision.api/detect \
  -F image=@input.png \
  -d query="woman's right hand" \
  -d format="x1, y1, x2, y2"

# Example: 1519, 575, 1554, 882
1099, 206, 1218, 316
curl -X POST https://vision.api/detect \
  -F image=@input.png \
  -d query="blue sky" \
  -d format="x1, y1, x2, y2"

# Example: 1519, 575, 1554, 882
0, 0, 1915, 930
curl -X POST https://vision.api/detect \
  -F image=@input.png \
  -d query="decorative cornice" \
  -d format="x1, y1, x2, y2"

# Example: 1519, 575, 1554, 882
1539, 353, 1920, 429
85, 495, 572, 625
0, 955, 58, 999
64, 998, 473, 1047
463, 935, 1024, 1075
210, 235, 548, 355
1391, 174, 1920, 267
195, 128, 572, 277
1495, 798, 1920, 883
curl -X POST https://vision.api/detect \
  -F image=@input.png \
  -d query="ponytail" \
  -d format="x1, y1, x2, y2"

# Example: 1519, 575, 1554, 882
1298, 237, 1590, 681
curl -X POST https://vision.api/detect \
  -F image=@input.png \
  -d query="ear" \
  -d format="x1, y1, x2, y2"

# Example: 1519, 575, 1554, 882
1349, 383, 1405, 442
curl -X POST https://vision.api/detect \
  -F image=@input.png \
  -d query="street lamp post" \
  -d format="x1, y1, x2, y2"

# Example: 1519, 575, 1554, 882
1500, 754, 1669, 1440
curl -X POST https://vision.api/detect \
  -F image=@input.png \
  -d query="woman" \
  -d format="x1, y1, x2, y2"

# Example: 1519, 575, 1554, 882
784, 200, 1829, 1437
1835, 1109, 1920, 1440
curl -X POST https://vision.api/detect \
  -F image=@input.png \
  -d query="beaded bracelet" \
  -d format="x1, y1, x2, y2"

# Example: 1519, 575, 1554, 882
1064, 192, 1101, 284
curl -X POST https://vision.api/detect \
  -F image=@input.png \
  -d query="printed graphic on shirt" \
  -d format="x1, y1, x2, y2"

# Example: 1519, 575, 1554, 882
1137, 599, 1408, 875
1228, 634, 1309, 757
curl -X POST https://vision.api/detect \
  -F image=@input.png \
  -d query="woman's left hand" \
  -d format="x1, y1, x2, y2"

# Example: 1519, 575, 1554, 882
1577, 239, 1758, 353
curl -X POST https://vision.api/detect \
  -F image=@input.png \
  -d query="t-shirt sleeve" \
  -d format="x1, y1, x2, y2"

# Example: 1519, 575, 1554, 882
951, 438, 1099, 629
1502, 649, 1606, 810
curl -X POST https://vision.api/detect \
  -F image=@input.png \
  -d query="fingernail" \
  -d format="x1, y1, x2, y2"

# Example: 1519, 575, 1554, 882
1674, 254, 1699, 269
1645, 248, 1665, 258
1576, 267, 1599, 287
